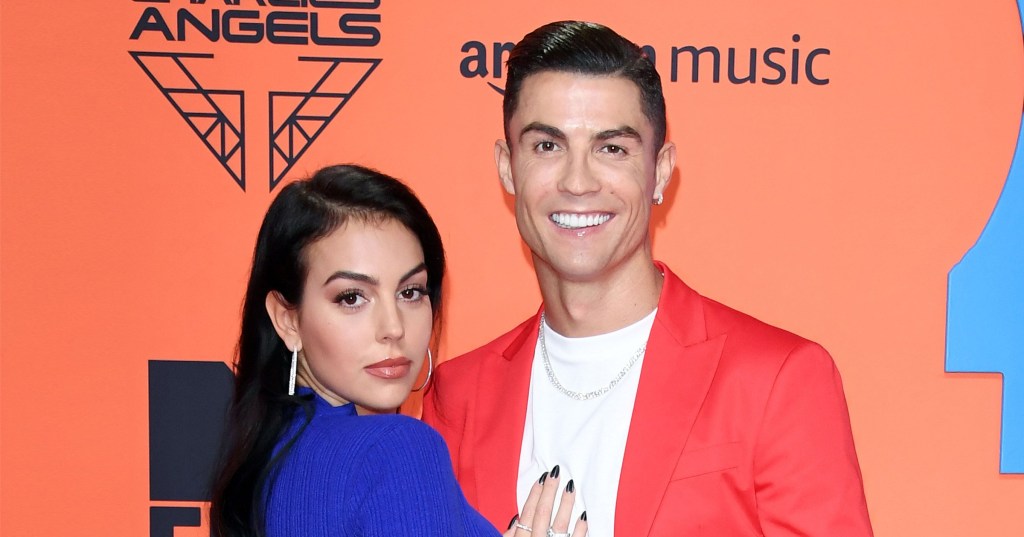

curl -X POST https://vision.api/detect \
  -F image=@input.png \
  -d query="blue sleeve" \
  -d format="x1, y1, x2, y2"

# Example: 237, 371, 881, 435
345, 416, 499, 537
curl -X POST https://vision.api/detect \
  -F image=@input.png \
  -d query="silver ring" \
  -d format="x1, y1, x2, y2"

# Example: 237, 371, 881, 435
513, 521, 532, 533
547, 529, 570, 537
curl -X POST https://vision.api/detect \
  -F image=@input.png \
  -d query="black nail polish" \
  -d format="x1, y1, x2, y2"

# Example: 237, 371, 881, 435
580, 511, 587, 522
539, 471, 549, 484
565, 479, 575, 493
508, 514, 519, 530
550, 465, 560, 479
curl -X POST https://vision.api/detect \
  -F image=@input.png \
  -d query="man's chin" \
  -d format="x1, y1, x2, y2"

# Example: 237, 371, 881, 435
535, 256, 616, 283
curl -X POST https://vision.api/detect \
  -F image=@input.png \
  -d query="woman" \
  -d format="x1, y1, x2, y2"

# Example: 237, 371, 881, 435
210, 164, 585, 537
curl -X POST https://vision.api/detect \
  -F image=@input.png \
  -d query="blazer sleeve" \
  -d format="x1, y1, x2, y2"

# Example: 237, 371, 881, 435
753, 342, 874, 536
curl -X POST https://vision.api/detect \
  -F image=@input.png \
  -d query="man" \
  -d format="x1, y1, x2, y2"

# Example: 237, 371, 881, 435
424, 20, 872, 537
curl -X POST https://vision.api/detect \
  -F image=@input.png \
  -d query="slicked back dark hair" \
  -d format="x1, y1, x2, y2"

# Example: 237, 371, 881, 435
502, 20, 667, 151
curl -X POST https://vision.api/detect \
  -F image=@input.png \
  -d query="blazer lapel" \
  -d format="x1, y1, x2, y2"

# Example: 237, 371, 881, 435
472, 313, 541, 524
615, 265, 726, 536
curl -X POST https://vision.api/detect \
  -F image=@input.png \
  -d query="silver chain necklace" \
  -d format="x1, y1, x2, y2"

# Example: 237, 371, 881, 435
539, 313, 647, 401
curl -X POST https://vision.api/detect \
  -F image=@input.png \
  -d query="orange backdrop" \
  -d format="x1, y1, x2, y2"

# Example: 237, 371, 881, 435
2, 1, 1023, 536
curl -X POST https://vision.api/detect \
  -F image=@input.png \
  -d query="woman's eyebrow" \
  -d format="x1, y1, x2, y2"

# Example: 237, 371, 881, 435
324, 270, 377, 287
399, 263, 427, 283
323, 263, 426, 287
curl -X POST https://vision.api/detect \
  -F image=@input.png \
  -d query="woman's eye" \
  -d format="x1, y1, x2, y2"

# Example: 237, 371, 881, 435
336, 292, 366, 307
399, 287, 427, 301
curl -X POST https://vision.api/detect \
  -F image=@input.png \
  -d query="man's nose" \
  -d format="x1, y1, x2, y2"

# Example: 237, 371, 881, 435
557, 152, 601, 196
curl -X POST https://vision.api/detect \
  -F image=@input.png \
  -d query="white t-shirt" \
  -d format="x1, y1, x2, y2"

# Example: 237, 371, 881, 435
517, 309, 657, 537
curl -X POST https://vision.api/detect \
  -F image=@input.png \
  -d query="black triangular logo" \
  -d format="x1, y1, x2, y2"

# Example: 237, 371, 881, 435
130, 51, 246, 190
269, 57, 381, 190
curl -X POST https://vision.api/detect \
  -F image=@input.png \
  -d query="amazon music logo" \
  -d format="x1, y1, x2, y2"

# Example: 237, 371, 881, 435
460, 34, 831, 95
129, 0, 382, 191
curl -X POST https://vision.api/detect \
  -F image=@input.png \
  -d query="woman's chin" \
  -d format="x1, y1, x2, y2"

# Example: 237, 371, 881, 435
354, 394, 410, 415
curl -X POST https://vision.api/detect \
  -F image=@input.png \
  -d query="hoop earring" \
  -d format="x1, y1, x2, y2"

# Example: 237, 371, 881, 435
287, 346, 298, 396
412, 349, 433, 392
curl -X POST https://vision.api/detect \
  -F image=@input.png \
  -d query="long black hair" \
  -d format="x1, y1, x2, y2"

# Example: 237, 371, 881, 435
209, 164, 446, 537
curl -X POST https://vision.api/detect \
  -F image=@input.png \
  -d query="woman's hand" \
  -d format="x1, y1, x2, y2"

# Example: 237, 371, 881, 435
504, 466, 588, 537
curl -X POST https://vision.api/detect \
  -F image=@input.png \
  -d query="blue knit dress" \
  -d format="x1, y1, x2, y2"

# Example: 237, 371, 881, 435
265, 389, 499, 536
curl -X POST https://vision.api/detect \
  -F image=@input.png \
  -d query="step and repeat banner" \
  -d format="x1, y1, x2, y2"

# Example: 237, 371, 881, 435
1, 1, 1022, 535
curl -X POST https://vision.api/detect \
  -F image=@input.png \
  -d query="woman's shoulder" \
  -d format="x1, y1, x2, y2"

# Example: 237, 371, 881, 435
278, 412, 495, 536
310, 411, 448, 457
358, 414, 448, 454
280, 413, 454, 499
326, 416, 458, 502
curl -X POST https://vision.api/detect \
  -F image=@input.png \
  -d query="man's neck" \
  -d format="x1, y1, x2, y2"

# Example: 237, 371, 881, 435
536, 255, 663, 338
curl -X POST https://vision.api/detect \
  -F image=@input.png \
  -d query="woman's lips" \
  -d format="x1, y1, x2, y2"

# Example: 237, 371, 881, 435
364, 357, 412, 379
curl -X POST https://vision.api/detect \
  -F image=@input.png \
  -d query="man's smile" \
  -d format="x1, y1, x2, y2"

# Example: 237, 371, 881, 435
550, 212, 612, 229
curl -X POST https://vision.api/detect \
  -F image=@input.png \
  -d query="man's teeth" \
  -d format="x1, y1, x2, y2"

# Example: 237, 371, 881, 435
550, 213, 611, 229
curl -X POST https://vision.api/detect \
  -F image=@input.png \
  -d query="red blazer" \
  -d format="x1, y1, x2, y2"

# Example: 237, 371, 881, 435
423, 263, 873, 536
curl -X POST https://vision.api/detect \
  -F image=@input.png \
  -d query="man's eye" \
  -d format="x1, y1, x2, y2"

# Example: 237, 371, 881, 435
536, 141, 558, 152
601, 145, 626, 155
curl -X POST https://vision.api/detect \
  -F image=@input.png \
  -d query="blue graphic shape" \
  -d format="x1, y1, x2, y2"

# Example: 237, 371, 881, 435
269, 57, 380, 191
945, 0, 1024, 475
130, 52, 245, 190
